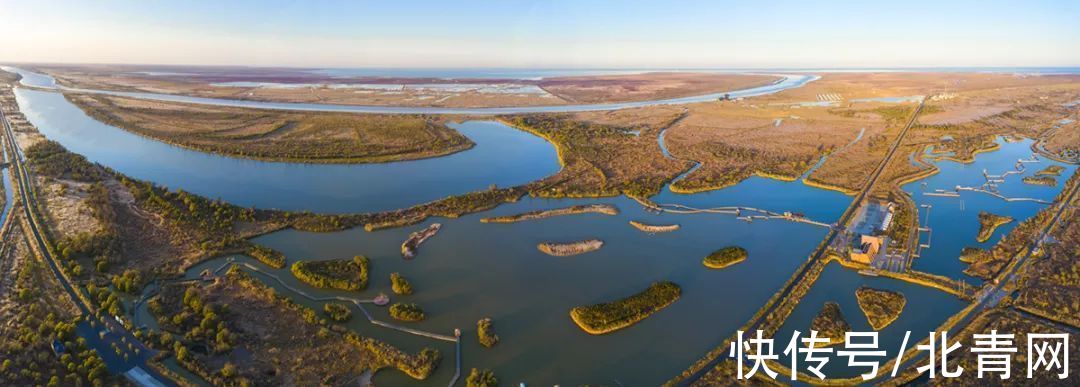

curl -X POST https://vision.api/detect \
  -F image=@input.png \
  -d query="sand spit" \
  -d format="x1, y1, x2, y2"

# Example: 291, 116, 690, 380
537, 239, 604, 256
628, 220, 680, 233
401, 223, 441, 259
480, 204, 618, 223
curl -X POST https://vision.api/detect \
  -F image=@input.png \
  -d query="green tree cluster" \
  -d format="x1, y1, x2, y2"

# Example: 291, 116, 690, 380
467, 368, 498, 387
323, 302, 353, 322
290, 256, 369, 291
477, 318, 498, 348
391, 272, 413, 295
388, 303, 425, 322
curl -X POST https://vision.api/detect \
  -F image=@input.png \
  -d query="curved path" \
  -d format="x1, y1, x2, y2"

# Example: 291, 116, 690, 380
4, 66, 818, 115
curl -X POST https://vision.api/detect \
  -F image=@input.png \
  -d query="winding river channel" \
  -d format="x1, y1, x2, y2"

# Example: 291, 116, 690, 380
5, 67, 1075, 384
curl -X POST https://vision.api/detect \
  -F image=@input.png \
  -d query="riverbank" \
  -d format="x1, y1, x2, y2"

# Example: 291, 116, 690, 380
802, 177, 860, 195
669, 170, 803, 194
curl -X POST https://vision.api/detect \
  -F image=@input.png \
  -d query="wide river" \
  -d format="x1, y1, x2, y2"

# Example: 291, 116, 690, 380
7, 68, 1073, 384
5, 66, 817, 115
6, 66, 817, 213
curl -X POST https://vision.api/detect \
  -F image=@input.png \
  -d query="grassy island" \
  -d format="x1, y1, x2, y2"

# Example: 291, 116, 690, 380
480, 203, 618, 223
290, 256, 369, 291
402, 223, 441, 259
477, 318, 499, 348
1022, 175, 1057, 186
854, 287, 907, 330
1035, 165, 1065, 176
976, 212, 1013, 242
466, 368, 498, 387
323, 302, 353, 322
629, 220, 680, 233
537, 239, 604, 256
569, 281, 681, 335
702, 246, 748, 269
809, 302, 851, 347
361, 185, 531, 231
247, 244, 286, 269
389, 303, 426, 322
391, 272, 413, 295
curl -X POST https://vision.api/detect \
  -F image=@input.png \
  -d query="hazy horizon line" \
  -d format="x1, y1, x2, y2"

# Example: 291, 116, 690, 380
6, 60, 1080, 71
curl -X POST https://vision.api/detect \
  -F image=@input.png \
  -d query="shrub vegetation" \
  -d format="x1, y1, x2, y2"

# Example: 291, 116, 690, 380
323, 302, 353, 322
702, 246, 748, 269
389, 303, 425, 322
477, 318, 498, 348
569, 281, 681, 334
390, 272, 413, 295
290, 256, 369, 291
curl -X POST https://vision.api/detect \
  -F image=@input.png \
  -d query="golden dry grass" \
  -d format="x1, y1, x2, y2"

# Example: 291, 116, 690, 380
539, 72, 780, 103
40, 67, 779, 107
503, 106, 693, 198
66, 94, 474, 163
760, 72, 1080, 103
664, 102, 890, 192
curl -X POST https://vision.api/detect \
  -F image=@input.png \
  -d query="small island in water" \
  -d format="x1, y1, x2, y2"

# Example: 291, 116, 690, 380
809, 302, 851, 347
480, 204, 618, 223
291, 256, 369, 291
854, 286, 907, 330
1035, 165, 1065, 176
629, 220, 680, 233
1022, 175, 1056, 186
537, 239, 604, 256
570, 281, 681, 335
702, 246, 748, 269
401, 223, 441, 259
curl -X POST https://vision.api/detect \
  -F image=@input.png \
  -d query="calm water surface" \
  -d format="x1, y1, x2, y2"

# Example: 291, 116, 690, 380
14, 88, 560, 213
902, 138, 1076, 282
11, 66, 865, 383
14, 67, 1073, 384
771, 263, 967, 380
183, 194, 843, 385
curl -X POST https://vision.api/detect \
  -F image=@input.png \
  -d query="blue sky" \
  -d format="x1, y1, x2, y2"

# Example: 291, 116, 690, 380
1, 0, 1077, 68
